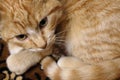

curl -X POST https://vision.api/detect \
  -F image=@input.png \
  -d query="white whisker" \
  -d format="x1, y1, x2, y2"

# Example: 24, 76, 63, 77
55, 30, 68, 35
56, 36, 65, 39
56, 40, 65, 42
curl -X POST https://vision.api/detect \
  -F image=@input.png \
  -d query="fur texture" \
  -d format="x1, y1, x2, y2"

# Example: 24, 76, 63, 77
0, 0, 62, 75
41, 0, 120, 80
0, 0, 120, 80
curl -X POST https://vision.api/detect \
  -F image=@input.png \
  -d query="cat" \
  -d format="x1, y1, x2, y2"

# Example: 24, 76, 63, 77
0, 0, 120, 80
0, 0, 62, 75
41, 0, 120, 80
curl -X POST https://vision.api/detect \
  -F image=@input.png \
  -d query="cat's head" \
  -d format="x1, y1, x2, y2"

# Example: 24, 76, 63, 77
0, 0, 62, 54
0, 0, 62, 75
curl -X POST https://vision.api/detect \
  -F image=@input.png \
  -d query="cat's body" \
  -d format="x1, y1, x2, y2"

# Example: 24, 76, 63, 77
56, 0, 120, 64
63, 0, 120, 64
42, 0, 120, 80
0, 0, 120, 80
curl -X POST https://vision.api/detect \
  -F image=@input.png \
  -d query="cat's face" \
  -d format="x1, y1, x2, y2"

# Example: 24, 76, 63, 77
0, 0, 62, 54
0, 0, 62, 74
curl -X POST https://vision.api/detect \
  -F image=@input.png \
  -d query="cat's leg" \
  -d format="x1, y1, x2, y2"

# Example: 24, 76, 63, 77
41, 56, 62, 80
41, 56, 120, 80
7, 50, 41, 75
41, 56, 88, 80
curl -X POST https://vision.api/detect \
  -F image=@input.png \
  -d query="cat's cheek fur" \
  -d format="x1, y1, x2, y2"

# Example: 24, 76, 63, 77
6, 51, 41, 75
9, 46, 23, 55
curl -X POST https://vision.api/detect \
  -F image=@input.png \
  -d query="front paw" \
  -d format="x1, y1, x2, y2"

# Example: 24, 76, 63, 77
58, 57, 85, 68
7, 51, 41, 75
41, 56, 83, 80
41, 56, 61, 80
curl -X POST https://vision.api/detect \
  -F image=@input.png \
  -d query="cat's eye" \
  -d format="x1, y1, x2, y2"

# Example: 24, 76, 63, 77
16, 34, 28, 41
39, 17, 48, 29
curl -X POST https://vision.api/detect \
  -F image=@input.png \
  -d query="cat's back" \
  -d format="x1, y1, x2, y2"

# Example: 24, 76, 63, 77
60, 0, 120, 63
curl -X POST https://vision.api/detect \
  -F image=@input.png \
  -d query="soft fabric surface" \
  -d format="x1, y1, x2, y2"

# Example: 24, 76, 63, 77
0, 39, 50, 80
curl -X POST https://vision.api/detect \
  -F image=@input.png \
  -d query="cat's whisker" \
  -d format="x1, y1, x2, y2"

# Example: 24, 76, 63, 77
55, 40, 65, 42
56, 38, 64, 40
55, 41, 65, 45
56, 36, 65, 39
48, 36, 55, 44
56, 35, 65, 39
54, 42, 65, 45
55, 29, 68, 36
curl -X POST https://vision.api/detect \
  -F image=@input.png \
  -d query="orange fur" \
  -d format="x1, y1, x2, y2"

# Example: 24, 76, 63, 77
41, 0, 120, 80
0, 0, 62, 75
0, 0, 120, 80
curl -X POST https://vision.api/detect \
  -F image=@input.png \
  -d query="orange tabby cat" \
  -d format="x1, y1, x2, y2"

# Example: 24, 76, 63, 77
0, 0, 120, 80
0, 0, 62, 75
41, 0, 120, 80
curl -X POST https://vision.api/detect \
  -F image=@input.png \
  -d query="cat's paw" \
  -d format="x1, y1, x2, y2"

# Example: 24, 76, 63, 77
41, 56, 61, 80
41, 56, 83, 80
58, 57, 85, 68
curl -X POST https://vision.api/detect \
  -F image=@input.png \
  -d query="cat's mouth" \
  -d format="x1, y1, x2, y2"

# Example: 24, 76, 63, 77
28, 42, 53, 52
30, 37, 55, 52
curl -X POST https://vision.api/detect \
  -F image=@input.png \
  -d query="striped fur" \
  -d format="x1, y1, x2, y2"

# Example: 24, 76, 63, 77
41, 0, 120, 80
0, 0, 62, 75
0, 0, 120, 80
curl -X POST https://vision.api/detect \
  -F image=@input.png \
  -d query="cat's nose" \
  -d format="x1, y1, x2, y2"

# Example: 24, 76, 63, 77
31, 38, 47, 49
40, 42, 47, 49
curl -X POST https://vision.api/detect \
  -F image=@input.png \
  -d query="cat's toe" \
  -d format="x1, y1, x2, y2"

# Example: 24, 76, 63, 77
41, 56, 61, 80
41, 56, 56, 69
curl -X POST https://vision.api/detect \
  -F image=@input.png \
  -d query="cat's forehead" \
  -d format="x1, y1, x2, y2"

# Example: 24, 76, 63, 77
0, 0, 61, 31
0, 0, 45, 20
0, 0, 61, 21
0, 0, 61, 41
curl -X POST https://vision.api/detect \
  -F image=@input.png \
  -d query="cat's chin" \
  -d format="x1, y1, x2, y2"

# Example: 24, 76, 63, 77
6, 50, 42, 75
